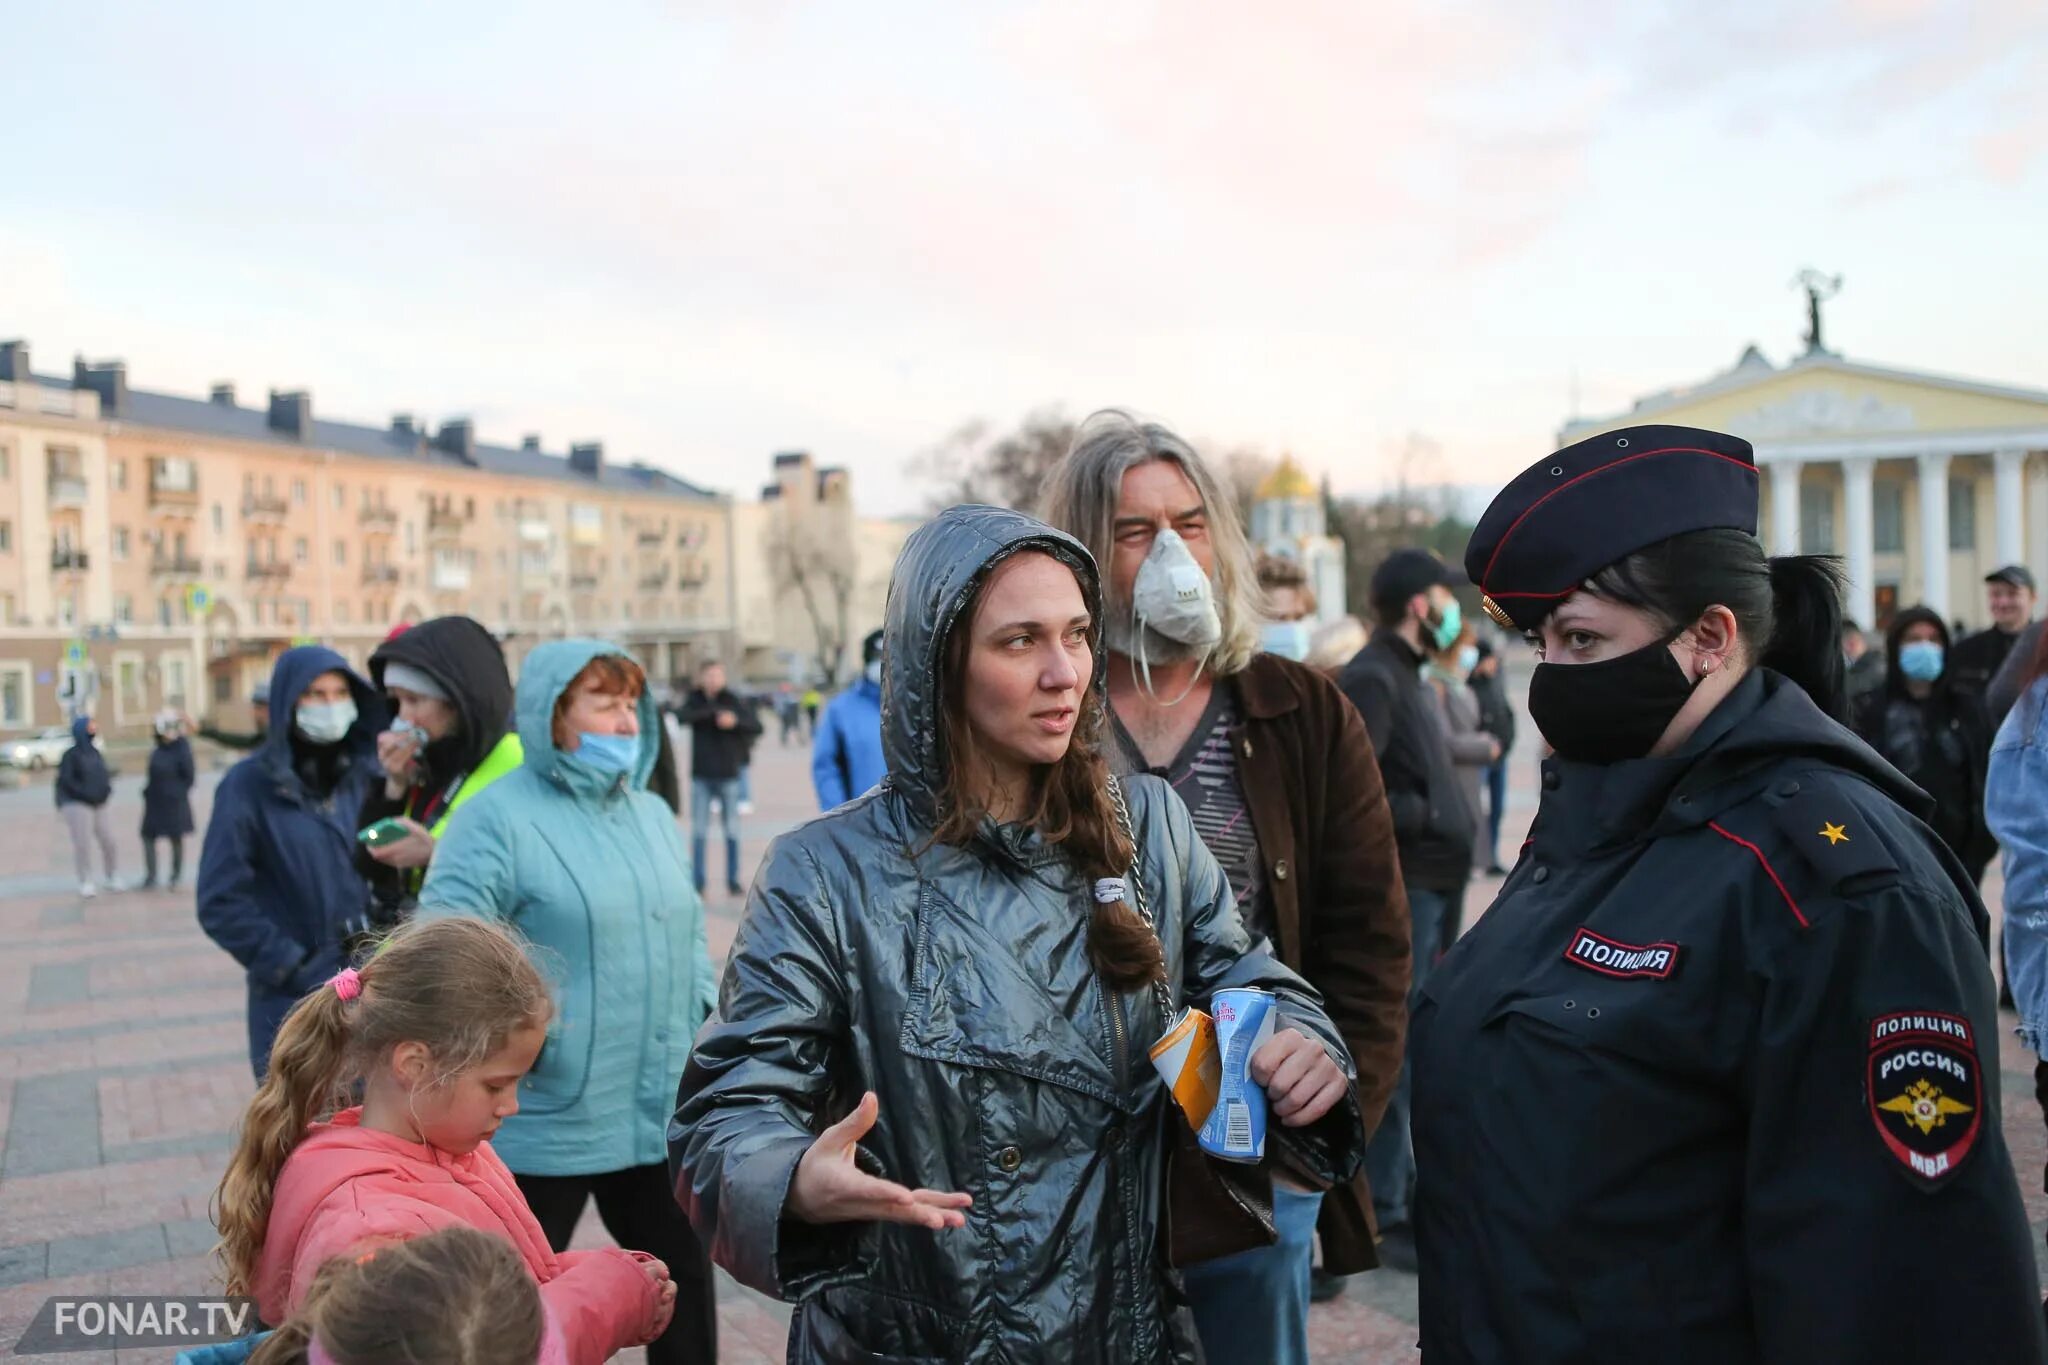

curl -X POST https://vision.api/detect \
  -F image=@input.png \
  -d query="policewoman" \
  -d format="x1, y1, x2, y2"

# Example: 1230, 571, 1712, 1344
1409, 425, 2044, 1362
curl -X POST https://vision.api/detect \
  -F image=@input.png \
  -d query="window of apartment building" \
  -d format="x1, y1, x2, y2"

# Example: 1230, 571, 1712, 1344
158, 597, 173, 627
406, 522, 416, 555
113, 527, 130, 560
163, 656, 188, 711
0, 661, 30, 726
112, 459, 128, 492
337, 600, 351, 625
334, 540, 347, 567
0, 521, 11, 553
214, 560, 228, 582
1873, 480, 1904, 554
0, 446, 10, 479
215, 673, 232, 704
212, 504, 224, 533
114, 593, 133, 625
243, 473, 255, 497
333, 485, 345, 511
295, 537, 309, 565
262, 474, 275, 498
292, 478, 306, 505
1949, 477, 1976, 551
116, 657, 145, 720
0, 593, 14, 624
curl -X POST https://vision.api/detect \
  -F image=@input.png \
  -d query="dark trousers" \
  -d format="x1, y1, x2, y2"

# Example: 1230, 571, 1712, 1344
515, 1162, 717, 1365
142, 837, 185, 886
1483, 759, 1509, 867
1364, 881, 1454, 1229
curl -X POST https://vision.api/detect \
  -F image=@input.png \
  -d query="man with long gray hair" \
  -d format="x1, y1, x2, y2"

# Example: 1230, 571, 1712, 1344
1041, 410, 1411, 1354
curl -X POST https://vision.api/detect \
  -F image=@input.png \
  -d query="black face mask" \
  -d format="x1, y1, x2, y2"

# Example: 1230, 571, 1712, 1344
1528, 635, 1699, 765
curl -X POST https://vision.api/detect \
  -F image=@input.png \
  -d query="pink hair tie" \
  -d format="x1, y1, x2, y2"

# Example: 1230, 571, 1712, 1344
330, 967, 362, 1002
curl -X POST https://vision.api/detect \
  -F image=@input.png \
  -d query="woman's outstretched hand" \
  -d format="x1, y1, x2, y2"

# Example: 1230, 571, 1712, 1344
1251, 1028, 1348, 1127
786, 1092, 974, 1230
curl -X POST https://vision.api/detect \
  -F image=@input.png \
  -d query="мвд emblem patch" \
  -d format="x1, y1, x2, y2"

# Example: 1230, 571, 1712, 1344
1866, 1011, 1982, 1187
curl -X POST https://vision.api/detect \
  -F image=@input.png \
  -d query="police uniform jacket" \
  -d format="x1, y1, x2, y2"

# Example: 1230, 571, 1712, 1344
1411, 667, 2044, 1364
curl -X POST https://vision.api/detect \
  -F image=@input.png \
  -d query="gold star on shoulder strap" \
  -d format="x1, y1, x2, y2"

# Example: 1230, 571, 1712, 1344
1820, 822, 1850, 846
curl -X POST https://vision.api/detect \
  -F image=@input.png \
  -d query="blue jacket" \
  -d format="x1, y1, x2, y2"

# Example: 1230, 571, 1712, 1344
1991, 675, 2048, 1054
810, 675, 885, 809
419, 638, 714, 1176
174, 1335, 268, 1364
197, 646, 384, 1010
55, 715, 112, 807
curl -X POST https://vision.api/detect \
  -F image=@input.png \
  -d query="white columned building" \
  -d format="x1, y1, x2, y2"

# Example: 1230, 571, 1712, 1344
1563, 347, 2048, 633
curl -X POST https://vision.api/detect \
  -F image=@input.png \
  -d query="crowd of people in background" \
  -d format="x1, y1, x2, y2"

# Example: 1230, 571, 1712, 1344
16, 413, 2039, 1362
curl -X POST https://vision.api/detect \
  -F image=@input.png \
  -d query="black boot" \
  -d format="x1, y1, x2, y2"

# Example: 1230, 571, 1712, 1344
725, 838, 743, 896
139, 841, 158, 890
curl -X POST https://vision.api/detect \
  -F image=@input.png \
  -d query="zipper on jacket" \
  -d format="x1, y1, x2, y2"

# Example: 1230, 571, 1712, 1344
1099, 973, 1147, 1356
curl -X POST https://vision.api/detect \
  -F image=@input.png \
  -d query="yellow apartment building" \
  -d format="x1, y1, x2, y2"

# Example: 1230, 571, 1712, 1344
0, 339, 737, 736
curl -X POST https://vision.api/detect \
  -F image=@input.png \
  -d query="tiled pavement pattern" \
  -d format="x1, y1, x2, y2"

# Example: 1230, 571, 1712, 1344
1, 704, 2042, 1362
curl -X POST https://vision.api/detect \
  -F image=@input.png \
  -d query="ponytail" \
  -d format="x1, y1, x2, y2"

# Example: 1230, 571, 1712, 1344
214, 987, 354, 1296
210, 918, 553, 1299
1761, 555, 1849, 721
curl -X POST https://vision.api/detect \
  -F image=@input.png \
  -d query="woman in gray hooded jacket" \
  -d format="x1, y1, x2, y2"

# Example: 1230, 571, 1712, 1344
670, 505, 1364, 1364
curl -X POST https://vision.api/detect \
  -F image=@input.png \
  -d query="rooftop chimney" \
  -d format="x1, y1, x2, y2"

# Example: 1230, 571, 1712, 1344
569, 442, 604, 478
521, 433, 542, 452
74, 357, 129, 417
436, 418, 477, 465
209, 382, 236, 406
267, 389, 312, 441
0, 340, 30, 383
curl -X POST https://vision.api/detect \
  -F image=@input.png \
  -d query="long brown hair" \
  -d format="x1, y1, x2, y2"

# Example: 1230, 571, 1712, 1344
212, 918, 554, 1296
249, 1227, 545, 1365
929, 551, 1165, 990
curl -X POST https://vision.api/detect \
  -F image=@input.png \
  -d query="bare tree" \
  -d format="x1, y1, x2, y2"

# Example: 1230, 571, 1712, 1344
767, 522, 856, 683
907, 409, 1078, 513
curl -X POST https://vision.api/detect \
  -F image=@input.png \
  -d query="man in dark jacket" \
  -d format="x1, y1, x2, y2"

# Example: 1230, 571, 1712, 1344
56, 714, 119, 896
1337, 546, 1477, 1268
1952, 565, 2037, 703
197, 645, 385, 1077
1467, 638, 1517, 875
356, 615, 520, 923
675, 659, 761, 896
1042, 412, 1410, 1339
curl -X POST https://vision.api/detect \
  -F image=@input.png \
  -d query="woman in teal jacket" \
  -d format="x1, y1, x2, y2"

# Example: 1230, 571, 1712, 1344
418, 638, 715, 1365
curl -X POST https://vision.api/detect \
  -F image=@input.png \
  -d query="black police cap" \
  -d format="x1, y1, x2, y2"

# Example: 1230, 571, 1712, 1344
1464, 424, 1759, 632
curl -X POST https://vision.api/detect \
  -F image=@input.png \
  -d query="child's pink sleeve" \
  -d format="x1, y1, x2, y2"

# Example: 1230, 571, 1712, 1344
284, 1198, 450, 1314
543, 1248, 663, 1365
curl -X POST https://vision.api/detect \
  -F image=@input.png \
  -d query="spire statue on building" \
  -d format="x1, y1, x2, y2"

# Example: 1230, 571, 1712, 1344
1794, 268, 1843, 357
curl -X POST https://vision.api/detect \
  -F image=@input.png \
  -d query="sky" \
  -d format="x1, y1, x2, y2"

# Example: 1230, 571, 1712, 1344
6, 0, 2046, 516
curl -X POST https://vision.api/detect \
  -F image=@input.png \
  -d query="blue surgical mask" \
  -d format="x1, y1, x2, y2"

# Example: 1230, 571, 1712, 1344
576, 731, 640, 774
1456, 644, 1480, 675
294, 699, 358, 744
1261, 621, 1313, 662
1898, 640, 1945, 683
1429, 598, 1464, 652
865, 660, 883, 687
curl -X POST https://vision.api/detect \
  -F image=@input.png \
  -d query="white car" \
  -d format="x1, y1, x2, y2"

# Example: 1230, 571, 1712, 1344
4, 727, 78, 770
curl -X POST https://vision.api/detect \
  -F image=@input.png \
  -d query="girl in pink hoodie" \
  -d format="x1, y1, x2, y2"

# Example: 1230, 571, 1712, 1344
212, 918, 672, 1365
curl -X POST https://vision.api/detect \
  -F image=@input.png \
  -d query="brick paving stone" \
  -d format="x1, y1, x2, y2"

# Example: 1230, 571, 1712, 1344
45, 1225, 170, 1278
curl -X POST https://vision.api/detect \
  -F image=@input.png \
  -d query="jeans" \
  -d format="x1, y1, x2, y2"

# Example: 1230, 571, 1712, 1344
690, 778, 741, 841
1364, 882, 1450, 1229
1184, 1185, 1325, 1365
517, 1162, 718, 1365
1484, 759, 1509, 867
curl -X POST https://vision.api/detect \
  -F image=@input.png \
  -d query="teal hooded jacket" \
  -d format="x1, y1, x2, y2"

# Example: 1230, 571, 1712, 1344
420, 638, 714, 1176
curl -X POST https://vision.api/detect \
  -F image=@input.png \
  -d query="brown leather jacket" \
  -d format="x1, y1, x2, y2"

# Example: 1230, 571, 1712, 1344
1231, 653, 1411, 1272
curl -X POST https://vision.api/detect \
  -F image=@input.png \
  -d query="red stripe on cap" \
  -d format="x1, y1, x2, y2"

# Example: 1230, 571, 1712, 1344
1706, 820, 1810, 929
1480, 447, 1759, 593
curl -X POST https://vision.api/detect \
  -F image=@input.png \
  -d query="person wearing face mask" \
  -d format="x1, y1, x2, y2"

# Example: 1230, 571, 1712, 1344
56, 713, 119, 897
1424, 626, 1497, 913
1256, 553, 1318, 663
1466, 638, 1518, 876
1042, 413, 1407, 1340
811, 629, 888, 809
420, 639, 718, 1365
1333, 545, 1476, 1270
355, 615, 521, 923
1852, 606, 1997, 886
1408, 425, 2042, 1363
198, 646, 386, 1078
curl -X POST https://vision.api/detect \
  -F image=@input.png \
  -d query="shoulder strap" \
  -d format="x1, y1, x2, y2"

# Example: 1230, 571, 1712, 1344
1106, 775, 1179, 1019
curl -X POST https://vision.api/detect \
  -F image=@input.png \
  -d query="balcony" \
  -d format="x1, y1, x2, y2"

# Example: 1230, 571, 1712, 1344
637, 569, 670, 591
359, 505, 399, 532
569, 571, 601, 590
362, 564, 401, 586
245, 559, 292, 582
151, 553, 203, 580
52, 548, 90, 573
636, 529, 664, 547
427, 506, 470, 541
519, 554, 554, 589
48, 475, 88, 509
518, 519, 552, 545
677, 563, 709, 590
149, 481, 200, 514
242, 494, 290, 524
431, 564, 472, 592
